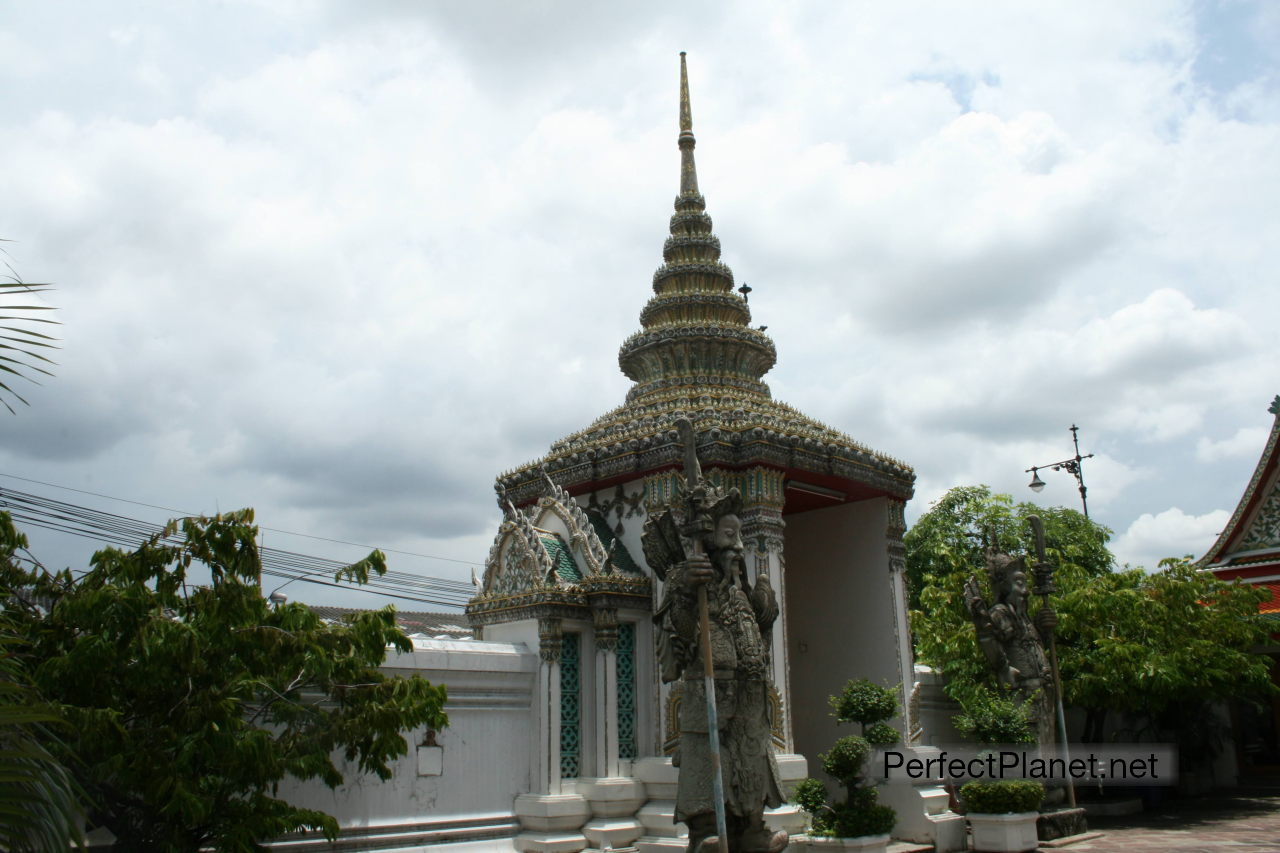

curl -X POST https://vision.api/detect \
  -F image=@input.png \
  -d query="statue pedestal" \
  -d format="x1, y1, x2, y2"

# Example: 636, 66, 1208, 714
877, 747, 966, 853
632, 754, 811, 853
796, 835, 890, 852
515, 792, 592, 853
634, 758, 686, 853
579, 777, 647, 851
1037, 806, 1087, 841
768, 753, 811, 840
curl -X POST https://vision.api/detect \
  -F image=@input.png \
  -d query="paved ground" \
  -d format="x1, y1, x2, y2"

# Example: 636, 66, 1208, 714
1045, 791, 1280, 852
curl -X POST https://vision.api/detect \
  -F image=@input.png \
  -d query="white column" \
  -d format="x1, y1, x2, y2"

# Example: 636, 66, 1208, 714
515, 619, 593, 853
604, 649, 619, 777
536, 658, 551, 793
593, 607, 620, 777
743, 505, 793, 751
539, 617, 564, 795
886, 499, 914, 733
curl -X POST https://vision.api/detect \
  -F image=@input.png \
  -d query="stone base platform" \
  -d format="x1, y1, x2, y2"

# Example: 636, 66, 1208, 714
1039, 831, 1106, 848
1038, 807, 1088, 841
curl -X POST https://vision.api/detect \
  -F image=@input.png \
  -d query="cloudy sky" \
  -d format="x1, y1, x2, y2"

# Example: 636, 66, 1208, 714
2, 1, 1277, 609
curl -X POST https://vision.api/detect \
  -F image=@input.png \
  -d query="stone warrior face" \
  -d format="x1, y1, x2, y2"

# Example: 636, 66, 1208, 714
1009, 570, 1029, 609
712, 513, 744, 560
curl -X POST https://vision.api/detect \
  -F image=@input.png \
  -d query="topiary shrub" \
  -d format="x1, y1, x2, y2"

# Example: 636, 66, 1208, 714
959, 780, 1045, 814
829, 791, 896, 838
794, 679, 900, 838
864, 722, 901, 746
793, 777, 829, 816
822, 735, 872, 784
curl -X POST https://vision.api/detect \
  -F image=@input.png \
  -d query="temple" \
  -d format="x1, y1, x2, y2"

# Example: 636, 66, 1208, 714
1199, 395, 1280, 778
465, 54, 956, 852
279, 55, 964, 853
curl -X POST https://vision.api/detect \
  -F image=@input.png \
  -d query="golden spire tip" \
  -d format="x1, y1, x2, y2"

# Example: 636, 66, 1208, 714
679, 52, 693, 136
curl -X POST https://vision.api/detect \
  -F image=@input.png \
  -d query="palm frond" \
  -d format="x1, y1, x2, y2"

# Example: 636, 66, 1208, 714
0, 243, 60, 414
0, 637, 86, 850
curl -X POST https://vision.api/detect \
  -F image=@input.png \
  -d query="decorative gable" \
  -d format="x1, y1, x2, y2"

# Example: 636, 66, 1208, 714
539, 532, 582, 583
468, 474, 651, 628
1240, 483, 1280, 552
1202, 395, 1280, 569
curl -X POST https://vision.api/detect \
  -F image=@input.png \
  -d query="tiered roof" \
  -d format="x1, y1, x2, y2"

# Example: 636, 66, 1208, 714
496, 55, 913, 509
1200, 394, 1280, 622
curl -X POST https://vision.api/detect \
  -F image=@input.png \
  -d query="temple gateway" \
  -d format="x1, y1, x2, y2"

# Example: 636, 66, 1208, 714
281, 55, 965, 853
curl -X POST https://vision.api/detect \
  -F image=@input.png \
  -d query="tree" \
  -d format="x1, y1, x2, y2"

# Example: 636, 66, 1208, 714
1057, 556, 1272, 754
907, 486, 1114, 711
909, 486, 1274, 757
0, 627, 85, 851
0, 509, 448, 852
0, 241, 58, 413
905, 485, 1114, 613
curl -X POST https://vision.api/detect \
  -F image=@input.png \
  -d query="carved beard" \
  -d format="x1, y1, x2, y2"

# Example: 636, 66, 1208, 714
714, 546, 743, 586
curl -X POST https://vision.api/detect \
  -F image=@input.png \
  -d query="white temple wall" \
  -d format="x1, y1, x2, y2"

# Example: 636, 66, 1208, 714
277, 638, 536, 847
483, 619, 539, 649
784, 497, 908, 783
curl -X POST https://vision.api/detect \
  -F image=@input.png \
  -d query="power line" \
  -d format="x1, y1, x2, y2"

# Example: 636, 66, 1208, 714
0, 486, 476, 609
0, 472, 479, 566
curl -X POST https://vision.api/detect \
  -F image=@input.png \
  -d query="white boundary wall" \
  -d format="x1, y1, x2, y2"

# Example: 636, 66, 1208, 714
273, 638, 538, 852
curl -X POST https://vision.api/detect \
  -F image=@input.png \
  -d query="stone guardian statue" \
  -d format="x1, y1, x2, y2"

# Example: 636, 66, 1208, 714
645, 420, 787, 853
963, 539, 1058, 747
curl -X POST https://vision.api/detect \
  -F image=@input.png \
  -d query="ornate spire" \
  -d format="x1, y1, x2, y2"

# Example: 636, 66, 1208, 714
679, 52, 699, 196
617, 54, 777, 403
494, 56, 916, 511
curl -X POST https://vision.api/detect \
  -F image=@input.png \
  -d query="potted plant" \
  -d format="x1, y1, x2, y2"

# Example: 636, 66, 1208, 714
954, 690, 1044, 853
959, 781, 1045, 853
793, 679, 900, 852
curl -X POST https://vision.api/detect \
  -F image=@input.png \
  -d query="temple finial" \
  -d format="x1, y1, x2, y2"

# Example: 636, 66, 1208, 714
679, 52, 693, 135
678, 52, 699, 196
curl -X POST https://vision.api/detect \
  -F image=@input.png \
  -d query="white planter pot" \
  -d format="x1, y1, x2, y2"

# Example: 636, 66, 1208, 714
803, 834, 891, 853
966, 812, 1039, 852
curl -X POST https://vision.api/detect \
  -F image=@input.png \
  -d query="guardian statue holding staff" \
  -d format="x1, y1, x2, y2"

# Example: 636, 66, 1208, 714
645, 420, 787, 853
963, 532, 1058, 746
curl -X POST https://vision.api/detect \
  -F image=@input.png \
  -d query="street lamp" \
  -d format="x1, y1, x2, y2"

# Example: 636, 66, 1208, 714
1025, 424, 1094, 518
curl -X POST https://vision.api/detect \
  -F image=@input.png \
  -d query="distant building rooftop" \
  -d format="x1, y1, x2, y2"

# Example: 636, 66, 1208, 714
308, 605, 472, 640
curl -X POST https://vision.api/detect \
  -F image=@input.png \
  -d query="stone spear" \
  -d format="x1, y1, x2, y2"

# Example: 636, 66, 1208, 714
676, 417, 729, 848
1029, 514, 1076, 807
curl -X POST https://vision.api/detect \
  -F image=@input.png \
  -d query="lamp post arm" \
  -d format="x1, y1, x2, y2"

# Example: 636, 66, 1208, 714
1025, 453, 1094, 519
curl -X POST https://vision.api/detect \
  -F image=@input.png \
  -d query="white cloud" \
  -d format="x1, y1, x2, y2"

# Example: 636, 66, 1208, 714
1112, 507, 1232, 570
1197, 426, 1270, 463
0, 1, 1277, 607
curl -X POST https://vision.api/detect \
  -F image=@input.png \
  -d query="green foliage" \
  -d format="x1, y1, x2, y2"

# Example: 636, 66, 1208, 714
959, 781, 1045, 814
909, 486, 1276, 743
828, 796, 896, 838
822, 735, 872, 786
795, 679, 899, 838
800, 784, 895, 838
864, 722, 901, 746
830, 678, 897, 727
1057, 556, 1273, 720
909, 486, 1114, 710
905, 486, 1113, 614
0, 638, 86, 850
0, 510, 448, 852
792, 777, 828, 815
0, 515, 85, 851
953, 689, 1036, 745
